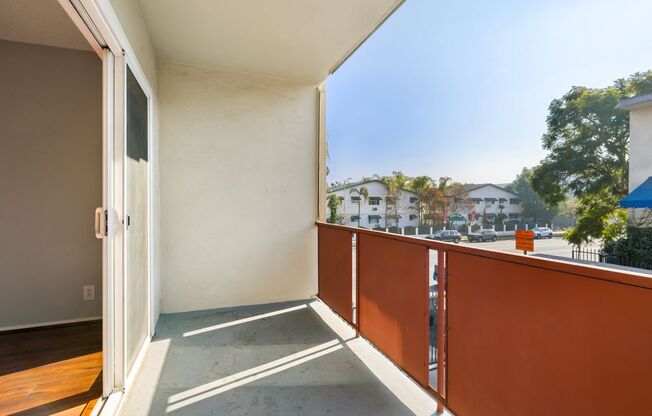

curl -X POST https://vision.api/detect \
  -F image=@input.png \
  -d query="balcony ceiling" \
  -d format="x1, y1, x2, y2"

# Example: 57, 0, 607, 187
138, 0, 403, 84
0, 0, 92, 51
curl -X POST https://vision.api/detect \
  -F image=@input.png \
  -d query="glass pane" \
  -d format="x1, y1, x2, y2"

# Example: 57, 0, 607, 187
126, 66, 149, 373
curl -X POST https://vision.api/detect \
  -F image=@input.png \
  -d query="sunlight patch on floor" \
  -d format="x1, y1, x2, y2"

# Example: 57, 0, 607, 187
182, 304, 308, 337
165, 339, 343, 412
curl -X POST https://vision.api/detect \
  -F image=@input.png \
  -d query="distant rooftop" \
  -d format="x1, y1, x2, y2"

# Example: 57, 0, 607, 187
616, 93, 652, 111
452, 183, 519, 197
329, 179, 417, 194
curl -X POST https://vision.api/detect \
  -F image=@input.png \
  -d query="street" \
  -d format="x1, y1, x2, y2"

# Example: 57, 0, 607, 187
459, 236, 580, 258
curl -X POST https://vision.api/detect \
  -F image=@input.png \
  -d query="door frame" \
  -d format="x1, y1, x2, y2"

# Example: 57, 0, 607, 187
57, 0, 156, 406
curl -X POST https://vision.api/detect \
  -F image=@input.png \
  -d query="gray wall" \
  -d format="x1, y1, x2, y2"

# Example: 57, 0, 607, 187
0, 40, 102, 328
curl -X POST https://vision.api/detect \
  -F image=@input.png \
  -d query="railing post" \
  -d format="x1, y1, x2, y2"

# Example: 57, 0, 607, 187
436, 250, 447, 411
355, 231, 360, 337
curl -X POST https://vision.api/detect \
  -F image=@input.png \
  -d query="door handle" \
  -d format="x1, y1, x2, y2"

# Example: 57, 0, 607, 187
95, 207, 106, 239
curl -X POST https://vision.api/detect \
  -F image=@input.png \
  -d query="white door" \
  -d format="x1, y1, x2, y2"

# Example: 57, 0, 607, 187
124, 64, 150, 377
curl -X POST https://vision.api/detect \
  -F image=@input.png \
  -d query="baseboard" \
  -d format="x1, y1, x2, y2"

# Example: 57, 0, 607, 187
0, 316, 102, 333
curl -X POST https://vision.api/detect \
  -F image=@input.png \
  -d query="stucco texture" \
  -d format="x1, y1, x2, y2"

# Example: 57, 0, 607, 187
159, 61, 318, 313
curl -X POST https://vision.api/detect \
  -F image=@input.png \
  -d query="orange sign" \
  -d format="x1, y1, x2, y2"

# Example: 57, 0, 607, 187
515, 230, 534, 252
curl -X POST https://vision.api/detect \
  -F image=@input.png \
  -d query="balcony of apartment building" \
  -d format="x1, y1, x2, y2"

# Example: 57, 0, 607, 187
3, 1, 650, 415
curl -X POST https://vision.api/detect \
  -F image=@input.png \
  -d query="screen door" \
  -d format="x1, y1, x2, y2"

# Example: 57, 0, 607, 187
125, 66, 149, 373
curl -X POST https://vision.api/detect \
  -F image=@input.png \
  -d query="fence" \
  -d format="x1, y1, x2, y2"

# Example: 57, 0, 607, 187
572, 247, 652, 271
317, 222, 652, 415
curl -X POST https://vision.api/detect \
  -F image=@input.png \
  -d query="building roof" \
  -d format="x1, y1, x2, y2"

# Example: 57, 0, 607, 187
616, 93, 652, 111
450, 183, 520, 197
328, 179, 417, 195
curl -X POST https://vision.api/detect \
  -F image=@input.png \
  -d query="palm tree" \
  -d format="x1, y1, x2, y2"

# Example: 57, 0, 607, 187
350, 186, 368, 227
410, 176, 433, 225
437, 176, 452, 191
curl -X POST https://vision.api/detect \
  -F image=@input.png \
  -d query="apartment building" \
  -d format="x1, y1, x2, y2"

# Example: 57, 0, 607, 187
451, 183, 523, 223
617, 94, 652, 212
328, 180, 419, 227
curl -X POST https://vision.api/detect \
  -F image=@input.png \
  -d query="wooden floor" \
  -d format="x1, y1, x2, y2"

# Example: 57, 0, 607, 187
0, 321, 102, 416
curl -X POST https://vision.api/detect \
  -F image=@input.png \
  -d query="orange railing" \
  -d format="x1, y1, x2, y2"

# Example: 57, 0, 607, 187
316, 222, 652, 416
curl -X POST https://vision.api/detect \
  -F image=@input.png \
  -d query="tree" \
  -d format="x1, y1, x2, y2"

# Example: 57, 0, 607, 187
531, 71, 652, 244
407, 175, 434, 224
383, 176, 402, 227
508, 167, 559, 224
420, 187, 448, 225
349, 187, 368, 227
557, 197, 580, 227
437, 176, 452, 191
327, 194, 340, 224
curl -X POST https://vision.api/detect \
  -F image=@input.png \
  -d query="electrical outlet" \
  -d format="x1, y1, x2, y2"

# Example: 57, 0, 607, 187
83, 285, 95, 301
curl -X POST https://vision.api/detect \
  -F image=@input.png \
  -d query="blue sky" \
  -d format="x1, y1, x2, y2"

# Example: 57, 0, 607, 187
326, 0, 652, 185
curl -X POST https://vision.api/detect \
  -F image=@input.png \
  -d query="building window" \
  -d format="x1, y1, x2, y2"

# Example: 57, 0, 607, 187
471, 198, 482, 204
409, 197, 418, 203
485, 197, 497, 203
386, 197, 397, 204
350, 215, 360, 222
508, 213, 520, 219
368, 215, 381, 224
409, 214, 418, 220
369, 197, 381, 205
510, 198, 521, 205
351, 196, 360, 202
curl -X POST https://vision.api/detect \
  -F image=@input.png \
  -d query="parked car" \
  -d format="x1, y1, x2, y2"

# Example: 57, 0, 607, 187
532, 226, 553, 239
468, 229, 498, 242
426, 230, 462, 243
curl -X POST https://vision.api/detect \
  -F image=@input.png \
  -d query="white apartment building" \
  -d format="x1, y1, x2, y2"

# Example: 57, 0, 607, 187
616, 94, 652, 213
328, 180, 419, 228
451, 184, 523, 224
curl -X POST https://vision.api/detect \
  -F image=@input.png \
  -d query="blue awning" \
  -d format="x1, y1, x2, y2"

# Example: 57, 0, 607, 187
620, 177, 652, 208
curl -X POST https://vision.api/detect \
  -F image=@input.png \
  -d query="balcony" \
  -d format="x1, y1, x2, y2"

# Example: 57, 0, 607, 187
118, 222, 652, 415
119, 300, 439, 415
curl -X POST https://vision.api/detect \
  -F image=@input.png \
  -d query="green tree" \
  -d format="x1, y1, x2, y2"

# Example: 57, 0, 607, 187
349, 187, 368, 227
327, 194, 340, 224
531, 71, 652, 245
383, 177, 402, 227
408, 175, 434, 224
508, 167, 559, 224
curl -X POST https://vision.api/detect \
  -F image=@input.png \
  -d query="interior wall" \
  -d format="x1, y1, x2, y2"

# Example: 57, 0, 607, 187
0, 40, 102, 328
159, 61, 318, 313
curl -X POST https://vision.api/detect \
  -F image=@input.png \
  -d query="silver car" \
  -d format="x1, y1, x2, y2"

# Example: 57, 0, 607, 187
532, 227, 553, 239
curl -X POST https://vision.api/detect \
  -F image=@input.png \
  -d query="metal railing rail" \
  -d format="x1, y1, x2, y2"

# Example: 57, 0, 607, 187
316, 221, 652, 415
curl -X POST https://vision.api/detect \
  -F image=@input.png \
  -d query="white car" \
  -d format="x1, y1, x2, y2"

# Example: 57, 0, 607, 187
532, 227, 553, 239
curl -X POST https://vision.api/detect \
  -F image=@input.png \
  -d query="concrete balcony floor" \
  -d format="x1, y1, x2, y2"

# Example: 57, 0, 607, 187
119, 299, 440, 415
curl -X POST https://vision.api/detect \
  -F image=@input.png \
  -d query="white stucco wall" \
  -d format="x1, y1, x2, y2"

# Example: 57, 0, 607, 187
629, 107, 652, 191
159, 61, 318, 313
